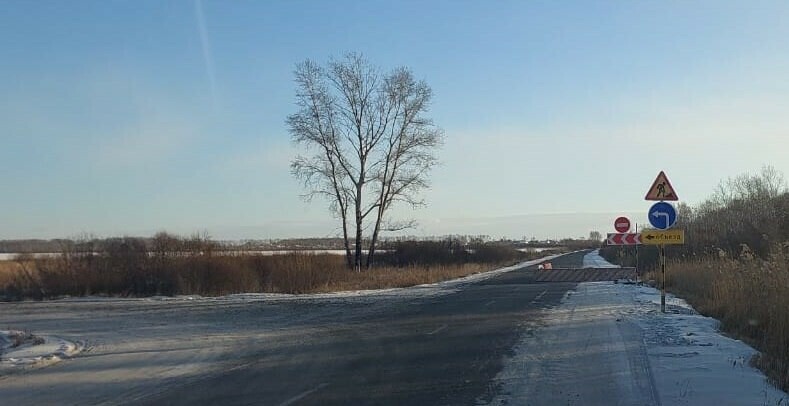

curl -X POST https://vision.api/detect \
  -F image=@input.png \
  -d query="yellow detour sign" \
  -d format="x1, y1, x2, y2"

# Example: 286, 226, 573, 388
641, 229, 685, 245
645, 171, 679, 201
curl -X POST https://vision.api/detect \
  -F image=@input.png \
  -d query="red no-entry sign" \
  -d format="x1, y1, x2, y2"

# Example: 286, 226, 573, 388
614, 217, 631, 233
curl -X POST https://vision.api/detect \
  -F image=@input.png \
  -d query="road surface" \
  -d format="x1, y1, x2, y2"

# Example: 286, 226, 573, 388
1, 251, 785, 405
140, 254, 583, 406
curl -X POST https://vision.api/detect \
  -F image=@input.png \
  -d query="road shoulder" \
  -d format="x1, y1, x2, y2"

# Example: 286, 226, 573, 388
489, 281, 788, 405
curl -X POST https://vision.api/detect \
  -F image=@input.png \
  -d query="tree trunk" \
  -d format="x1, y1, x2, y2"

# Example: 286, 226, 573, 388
366, 209, 384, 269
366, 231, 378, 269
354, 221, 363, 272
341, 212, 353, 269
354, 184, 363, 272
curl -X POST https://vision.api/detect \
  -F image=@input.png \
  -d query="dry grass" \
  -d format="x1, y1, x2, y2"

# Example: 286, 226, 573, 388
0, 252, 520, 299
0, 260, 35, 291
647, 245, 789, 392
0, 260, 24, 289
312, 263, 498, 292
0, 236, 532, 299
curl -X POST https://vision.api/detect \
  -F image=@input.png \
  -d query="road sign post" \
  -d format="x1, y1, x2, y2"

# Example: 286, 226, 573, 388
645, 171, 679, 201
614, 217, 631, 233
635, 222, 639, 278
606, 233, 641, 245
648, 202, 677, 230
644, 171, 681, 313
660, 244, 666, 313
641, 229, 684, 245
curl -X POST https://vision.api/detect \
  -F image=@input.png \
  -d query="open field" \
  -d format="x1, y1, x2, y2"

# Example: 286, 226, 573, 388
0, 241, 542, 299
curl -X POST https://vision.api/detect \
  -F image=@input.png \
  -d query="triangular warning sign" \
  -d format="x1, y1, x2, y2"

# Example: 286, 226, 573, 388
645, 171, 678, 201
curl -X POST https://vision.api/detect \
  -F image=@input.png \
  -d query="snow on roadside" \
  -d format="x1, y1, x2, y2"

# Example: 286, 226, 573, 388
582, 248, 621, 268
491, 282, 787, 405
584, 253, 787, 404
492, 249, 787, 405
0, 330, 82, 373
625, 284, 788, 405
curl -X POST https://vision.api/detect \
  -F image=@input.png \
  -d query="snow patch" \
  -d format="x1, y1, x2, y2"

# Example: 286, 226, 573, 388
582, 248, 621, 268
0, 330, 82, 372
626, 285, 787, 404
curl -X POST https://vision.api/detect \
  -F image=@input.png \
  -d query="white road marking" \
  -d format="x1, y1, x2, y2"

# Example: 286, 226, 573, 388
530, 289, 548, 304
427, 324, 448, 335
278, 383, 329, 406
484, 300, 496, 307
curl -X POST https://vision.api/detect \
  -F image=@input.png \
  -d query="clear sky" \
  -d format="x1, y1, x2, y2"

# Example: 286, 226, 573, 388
2, 1, 788, 240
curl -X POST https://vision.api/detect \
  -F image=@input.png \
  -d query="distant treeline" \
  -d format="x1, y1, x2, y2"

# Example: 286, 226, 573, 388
0, 239, 70, 254
1, 234, 586, 254
0, 236, 351, 254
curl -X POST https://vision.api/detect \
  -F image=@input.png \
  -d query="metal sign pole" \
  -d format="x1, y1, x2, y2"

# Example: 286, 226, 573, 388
635, 222, 639, 277
643, 171, 682, 314
660, 244, 666, 313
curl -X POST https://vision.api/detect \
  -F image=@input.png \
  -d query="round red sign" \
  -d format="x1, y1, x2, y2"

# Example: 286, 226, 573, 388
614, 216, 631, 233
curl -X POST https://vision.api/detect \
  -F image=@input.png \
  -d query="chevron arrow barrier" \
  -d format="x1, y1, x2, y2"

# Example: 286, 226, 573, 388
606, 233, 642, 245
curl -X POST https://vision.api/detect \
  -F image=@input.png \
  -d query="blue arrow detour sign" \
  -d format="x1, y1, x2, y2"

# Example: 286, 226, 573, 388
648, 201, 677, 230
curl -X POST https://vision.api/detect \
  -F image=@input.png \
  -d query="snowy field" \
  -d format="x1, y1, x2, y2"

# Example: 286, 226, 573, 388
0, 247, 555, 261
0, 251, 351, 260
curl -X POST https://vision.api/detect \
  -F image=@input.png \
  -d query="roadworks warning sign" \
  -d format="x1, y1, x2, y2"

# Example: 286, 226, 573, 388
645, 171, 679, 201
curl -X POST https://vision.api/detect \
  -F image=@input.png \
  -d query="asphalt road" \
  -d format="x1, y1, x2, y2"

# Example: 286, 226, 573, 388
0, 251, 587, 406
6, 250, 784, 405
138, 252, 585, 406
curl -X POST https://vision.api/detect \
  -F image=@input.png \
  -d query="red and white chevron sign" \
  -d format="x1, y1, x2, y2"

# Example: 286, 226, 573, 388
606, 233, 642, 245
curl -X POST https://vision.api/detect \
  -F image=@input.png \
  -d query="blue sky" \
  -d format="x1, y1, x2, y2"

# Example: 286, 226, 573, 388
2, 1, 788, 240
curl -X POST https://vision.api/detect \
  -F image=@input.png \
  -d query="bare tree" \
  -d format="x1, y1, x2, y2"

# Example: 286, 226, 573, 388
288, 53, 443, 270
711, 164, 787, 207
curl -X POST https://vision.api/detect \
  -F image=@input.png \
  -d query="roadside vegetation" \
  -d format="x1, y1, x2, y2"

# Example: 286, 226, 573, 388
600, 166, 789, 391
0, 236, 555, 300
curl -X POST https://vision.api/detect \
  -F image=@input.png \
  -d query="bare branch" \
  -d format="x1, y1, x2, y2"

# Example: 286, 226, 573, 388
382, 219, 418, 232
